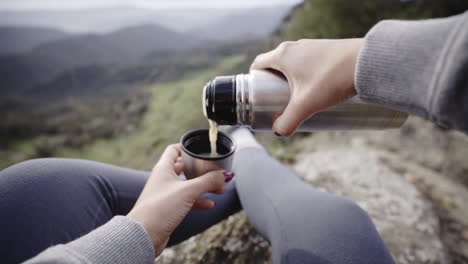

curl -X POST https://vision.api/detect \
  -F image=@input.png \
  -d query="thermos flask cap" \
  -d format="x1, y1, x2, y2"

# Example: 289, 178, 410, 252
204, 75, 237, 125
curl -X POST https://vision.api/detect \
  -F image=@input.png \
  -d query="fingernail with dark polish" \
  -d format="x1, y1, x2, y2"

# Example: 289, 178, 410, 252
274, 132, 282, 137
226, 175, 234, 183
224, 171, 235, 182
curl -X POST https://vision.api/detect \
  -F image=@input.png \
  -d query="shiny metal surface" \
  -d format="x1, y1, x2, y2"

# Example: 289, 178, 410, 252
180, 130, 235, 179
181, 151, 234, 179
237, 70, 408, 131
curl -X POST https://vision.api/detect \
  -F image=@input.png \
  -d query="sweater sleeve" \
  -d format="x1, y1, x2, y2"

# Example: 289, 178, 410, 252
23, 216, 155, 264
356, 11, 468, 133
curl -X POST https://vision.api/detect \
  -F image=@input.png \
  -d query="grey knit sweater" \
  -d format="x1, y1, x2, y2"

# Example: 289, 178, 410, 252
356, 11, 468, 134
24, 216, 155, 264
25, 11, 468, 264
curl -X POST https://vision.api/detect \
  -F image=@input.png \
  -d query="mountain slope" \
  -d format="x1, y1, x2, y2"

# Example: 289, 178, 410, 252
0, 24, 198, 96
0, 26, 69, 55
0, 7, 232, 33
32, 23, 194, 66
275, 0, 468, 41
192, 6, 290, 40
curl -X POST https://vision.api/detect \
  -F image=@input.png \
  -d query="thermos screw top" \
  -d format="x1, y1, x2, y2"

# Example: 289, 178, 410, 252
203, 76, 237, 125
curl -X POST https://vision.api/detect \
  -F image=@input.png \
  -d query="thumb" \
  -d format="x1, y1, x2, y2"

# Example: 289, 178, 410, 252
250, 50, 279, 71
185, 170, 225, 198
273, 97, 311, 136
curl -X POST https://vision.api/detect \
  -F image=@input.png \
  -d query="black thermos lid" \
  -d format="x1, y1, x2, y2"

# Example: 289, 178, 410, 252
204, 75, 237, 125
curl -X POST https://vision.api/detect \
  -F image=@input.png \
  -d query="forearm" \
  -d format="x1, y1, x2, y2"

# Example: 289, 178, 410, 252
23, 216, 155, 264
356, 11, 468, 133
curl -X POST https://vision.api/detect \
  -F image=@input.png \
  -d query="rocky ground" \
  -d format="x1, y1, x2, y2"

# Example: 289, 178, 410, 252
158, 117, 468, 264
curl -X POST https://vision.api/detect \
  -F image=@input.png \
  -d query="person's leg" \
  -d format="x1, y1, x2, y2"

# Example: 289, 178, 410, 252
0, 158, 240, 263
231, 129, 394, 264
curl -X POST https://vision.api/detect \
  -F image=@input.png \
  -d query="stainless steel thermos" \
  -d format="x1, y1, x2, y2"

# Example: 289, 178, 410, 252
203, 70, 407, 131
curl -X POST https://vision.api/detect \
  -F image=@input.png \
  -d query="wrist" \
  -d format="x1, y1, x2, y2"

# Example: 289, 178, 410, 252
349, 38, 364, 96
127, 211, 166, 255
65, 216, 156, 263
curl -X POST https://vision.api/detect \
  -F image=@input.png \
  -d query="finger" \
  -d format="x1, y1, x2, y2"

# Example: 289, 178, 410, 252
155, 144, 182, 170
185, 170, 225, 198
160, 144, 181, 163
251, 41, 296, 71
250, 49, 279, 71
192, 198, 215, 210
213, 185, 226, 195
174, 160, 184, 175
273, 96, 312, 136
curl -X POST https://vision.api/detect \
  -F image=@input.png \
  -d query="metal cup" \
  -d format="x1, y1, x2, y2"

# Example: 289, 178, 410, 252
180, 129, 236, 179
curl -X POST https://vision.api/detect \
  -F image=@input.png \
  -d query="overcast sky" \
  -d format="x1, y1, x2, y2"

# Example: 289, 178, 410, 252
0, 0, 303, 10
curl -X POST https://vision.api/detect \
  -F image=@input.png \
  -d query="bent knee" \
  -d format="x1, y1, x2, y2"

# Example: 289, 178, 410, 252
1, 158, 68, 181
0, 158, 95, 194
315, 194, 372, 226
331, 197, 370, 221
276, 189, 373, 232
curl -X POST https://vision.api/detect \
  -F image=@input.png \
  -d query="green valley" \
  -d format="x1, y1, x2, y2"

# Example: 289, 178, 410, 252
1, 55, 247, 170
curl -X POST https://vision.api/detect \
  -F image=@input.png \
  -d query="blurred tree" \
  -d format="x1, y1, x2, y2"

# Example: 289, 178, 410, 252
282, 0, 468, 40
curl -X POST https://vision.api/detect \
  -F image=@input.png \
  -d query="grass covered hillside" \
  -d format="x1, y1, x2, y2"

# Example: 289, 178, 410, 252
277, 0, 468, 40
1, 55, 246, 170
57, 55, 247, 170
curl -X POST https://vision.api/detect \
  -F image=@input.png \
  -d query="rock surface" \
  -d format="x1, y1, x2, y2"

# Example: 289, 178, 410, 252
158, 117, 468, 264
294, 146, 447, 264
157, 213, 271, 264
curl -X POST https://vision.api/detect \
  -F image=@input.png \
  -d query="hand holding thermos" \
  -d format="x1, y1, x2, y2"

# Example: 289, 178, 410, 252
204, 39, 407, 135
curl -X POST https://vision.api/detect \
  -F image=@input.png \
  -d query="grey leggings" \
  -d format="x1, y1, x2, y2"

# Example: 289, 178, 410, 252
0, 147, 394, 264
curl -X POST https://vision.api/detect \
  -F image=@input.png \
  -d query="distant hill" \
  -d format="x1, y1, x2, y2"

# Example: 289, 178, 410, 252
0, 6, 295, 97
0, 7, 233, 34
26, 38, 262, 103
0, 6, 296, 35
192, 6, 291, 40
0, 26, 69, 55
275, 0, 468, 41
32, 23, 195, 66
0, 24, 198, 96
